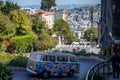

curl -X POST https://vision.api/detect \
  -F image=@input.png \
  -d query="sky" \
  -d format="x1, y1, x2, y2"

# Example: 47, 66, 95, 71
3, 0, 101, 6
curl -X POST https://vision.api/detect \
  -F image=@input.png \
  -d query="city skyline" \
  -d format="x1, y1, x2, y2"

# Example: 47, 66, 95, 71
3, 0, 101, 6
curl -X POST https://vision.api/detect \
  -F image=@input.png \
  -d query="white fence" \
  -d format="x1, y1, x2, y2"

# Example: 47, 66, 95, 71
53, 45, 100, 54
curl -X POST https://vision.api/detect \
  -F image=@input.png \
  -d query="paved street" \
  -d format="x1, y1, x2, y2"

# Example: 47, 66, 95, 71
12, 60, 98, 80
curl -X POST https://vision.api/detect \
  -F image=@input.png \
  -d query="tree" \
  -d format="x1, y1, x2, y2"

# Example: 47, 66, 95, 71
0, 0, 3, 10
10, 9, 35, 36
53, 19, 77, 42
0, 12, 15, 41
1, 0, 20, 14
0, 12, 16, 53
34, 32, 57, 51
41, 0, 56, 11
84, 27, 98, 41
32, 14, 46, 35
31, 14, 57, 51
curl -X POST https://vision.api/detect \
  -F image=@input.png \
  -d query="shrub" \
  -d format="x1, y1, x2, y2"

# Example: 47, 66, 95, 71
0, 63, 13, 80
8, 55, 28, 67
12, 35, 34, 53
0, 53, 16, 65
0, 53, 28, 67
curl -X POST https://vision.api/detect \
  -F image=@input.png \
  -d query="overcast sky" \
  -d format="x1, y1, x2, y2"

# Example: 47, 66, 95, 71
3, 0, 101, 6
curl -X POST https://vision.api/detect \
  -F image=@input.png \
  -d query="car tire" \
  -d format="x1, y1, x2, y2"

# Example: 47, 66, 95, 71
68, 70, 74, 77
42, 71, 49, 79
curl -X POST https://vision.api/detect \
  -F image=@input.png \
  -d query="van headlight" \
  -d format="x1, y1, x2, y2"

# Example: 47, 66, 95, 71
30, 65, 33, 69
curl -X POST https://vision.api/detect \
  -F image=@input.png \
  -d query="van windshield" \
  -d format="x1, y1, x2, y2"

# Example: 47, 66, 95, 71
30, 54, 37, 60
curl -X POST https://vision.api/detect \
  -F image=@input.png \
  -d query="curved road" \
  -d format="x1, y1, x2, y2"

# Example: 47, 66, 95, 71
12, 60, 99, 80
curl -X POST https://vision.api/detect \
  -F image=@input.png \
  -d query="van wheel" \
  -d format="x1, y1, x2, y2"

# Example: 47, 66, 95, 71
68, 70, 74, 77
42, 71, 49, 79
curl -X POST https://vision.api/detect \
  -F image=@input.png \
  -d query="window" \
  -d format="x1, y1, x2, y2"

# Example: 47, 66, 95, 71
50, 56, 55, 62
70, 57, 78, 62
36, 55, 41, 61
43, 55, 55, 62
57, 56, 68, 62
30, 54, 37, 60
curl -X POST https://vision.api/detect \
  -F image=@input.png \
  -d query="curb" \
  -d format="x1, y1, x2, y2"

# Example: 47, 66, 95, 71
8, 66, 26, 71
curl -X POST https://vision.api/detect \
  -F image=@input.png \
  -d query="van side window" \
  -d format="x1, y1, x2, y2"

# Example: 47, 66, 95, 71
43, 56, 55, 62
57, 56, 68, 62
70, 57, 78, 62
50, 56, 55, 62
43, 56, 50, 61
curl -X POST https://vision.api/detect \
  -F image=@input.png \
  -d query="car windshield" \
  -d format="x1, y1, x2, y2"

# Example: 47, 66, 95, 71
30, 54, 37, 60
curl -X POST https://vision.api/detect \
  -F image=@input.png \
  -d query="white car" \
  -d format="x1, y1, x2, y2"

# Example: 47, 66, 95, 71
72, 42, 79, 45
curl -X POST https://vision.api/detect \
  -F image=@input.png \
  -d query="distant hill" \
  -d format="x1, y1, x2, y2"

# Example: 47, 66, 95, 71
21, 4, 99, 10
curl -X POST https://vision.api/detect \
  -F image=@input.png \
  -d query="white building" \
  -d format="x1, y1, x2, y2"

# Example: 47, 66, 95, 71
21, 7, 37, 14
39, 10, 55, 29
72, 27, 86, 39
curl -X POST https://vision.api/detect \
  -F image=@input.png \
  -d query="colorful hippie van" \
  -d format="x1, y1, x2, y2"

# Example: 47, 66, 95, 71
26, 52, 80, 78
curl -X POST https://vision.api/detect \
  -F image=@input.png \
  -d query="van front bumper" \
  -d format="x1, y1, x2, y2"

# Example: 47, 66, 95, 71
26, 68, 37, 74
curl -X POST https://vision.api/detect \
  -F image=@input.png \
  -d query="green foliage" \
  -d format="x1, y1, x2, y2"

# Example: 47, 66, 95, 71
0, 0, 3, 10
0, 42, 6, 52
0, 12, 15, 41
41, 0, 56, 11
0, 53, 28, 67
10, 9, 32, 36
84, 27, 98, 41
53, 19, 77, 42
8, 55, 28, 67
0, 53, 15, 65
0, 63, 13, 80
12, 35, 34, 53
34, 32, 57, 50
31, 14, 57, 51
32, 14, 46, 35
1, 0, 20, 14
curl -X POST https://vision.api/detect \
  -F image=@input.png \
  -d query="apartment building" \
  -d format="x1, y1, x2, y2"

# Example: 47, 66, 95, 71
100, 0, 120, 55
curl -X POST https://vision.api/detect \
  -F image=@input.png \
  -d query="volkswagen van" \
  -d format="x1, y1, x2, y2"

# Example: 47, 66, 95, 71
26, 51, 80, 78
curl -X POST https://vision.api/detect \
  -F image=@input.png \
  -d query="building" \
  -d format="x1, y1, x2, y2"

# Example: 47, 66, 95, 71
54, 10, 68, 21
38, 9, 68, 29
21, 7, 37, 15
72, 26, 86, 39
39, 10, 55, 29
100, 0, 120, 55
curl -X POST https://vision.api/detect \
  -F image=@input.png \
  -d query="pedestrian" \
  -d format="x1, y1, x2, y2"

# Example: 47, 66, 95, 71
108, 45, 120, 79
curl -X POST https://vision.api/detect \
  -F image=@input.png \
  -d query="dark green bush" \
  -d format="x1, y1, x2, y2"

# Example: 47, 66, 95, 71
0, 63, 13, 80
8, 55, 28, 67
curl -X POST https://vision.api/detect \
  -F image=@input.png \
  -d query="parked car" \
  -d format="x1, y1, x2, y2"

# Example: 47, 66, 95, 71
71, 42, 79, 45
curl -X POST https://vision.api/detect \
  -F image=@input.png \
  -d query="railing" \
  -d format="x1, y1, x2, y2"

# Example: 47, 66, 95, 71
86, 61, 111, 80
